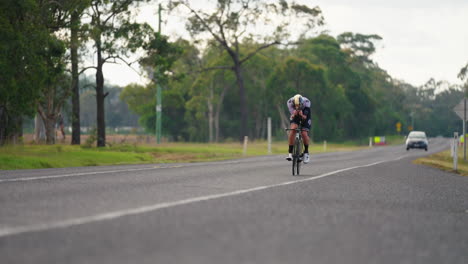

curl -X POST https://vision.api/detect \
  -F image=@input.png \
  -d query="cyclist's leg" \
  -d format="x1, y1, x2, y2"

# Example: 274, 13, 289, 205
287, 122, 299, 161
301, 117, 311, 150
301, 119, 312, 163
301, 129, 310, 148
289, 123, 298, 145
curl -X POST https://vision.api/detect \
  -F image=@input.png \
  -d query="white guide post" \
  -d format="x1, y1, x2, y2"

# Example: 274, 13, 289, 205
267, 117, 272, 154
454, 132, 459, 171
243, 136, 248, 156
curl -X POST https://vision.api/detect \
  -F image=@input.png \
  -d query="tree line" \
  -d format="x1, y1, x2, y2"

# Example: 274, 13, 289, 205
121, 34, 466, 143
1, 0, 467, 146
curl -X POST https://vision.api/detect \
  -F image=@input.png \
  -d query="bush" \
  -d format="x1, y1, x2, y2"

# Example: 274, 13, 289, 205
83, 127, 97, 148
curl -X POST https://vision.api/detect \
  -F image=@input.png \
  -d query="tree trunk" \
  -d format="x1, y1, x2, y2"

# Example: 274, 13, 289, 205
0, 108, 21, 145
17, 117, 23, 143
70, 10, 80, 145
0, 106, 6, 145
44, 116, 56, 145
34, 114, 46, 143
208, 101, 214, 142
7, 115, 23, 145
255, 113, 263, 140
207, 81, 214, 142
233, 61, 248, 142
214, 109, 220, 142
214, 100, 221, 143
214, 81, 230, 143
37, 106, 57, 145
96, 40, 106, 147
277, 104, 289, 131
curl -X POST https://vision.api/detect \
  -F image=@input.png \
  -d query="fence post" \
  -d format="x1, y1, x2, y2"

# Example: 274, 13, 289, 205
324, 140, 327, 151
243, 136, 248, 156
454, 132, 459, 171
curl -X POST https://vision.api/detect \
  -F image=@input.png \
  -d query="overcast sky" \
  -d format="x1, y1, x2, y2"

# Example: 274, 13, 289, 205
102, 0, 468, 88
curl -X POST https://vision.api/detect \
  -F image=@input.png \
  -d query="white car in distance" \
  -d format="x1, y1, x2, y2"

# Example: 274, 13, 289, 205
405, 131, 428, 151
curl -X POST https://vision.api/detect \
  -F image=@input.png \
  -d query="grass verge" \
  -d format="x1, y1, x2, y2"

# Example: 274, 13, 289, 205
414, 149, 468, 176
0, 140, 371, 170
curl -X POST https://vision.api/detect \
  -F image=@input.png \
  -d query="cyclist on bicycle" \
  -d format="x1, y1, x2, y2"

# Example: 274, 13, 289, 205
286, 94, 311, 163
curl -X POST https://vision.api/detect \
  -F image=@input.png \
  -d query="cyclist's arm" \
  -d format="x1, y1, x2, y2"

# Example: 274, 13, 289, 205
286, 98, 295, 115
298, 110, 307, 120
302, 107, 311, 120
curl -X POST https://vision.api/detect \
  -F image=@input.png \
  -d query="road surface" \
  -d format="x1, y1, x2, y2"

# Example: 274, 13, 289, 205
1, 138, 467, 263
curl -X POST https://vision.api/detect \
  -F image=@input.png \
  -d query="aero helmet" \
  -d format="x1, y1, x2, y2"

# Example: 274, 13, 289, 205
293, 94, 303, 108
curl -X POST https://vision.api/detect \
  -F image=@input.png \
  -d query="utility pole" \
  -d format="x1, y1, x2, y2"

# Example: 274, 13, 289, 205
155, 4, 163, 144
410, 111, 414, 130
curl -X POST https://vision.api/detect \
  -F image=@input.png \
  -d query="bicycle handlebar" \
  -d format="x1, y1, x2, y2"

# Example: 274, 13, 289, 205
285, 128, 308, 132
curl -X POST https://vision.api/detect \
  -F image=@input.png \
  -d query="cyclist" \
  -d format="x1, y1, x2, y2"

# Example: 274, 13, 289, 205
286, 94, 311, 163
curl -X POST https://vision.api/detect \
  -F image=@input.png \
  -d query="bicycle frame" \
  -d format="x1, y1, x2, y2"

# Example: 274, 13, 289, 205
285, 127, 307, 175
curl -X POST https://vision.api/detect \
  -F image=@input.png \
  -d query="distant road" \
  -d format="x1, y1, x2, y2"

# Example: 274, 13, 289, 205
1, 138, 467, 264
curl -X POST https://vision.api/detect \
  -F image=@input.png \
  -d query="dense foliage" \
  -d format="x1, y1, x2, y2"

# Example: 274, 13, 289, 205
0, 0, 52, 144
1, 0, 465, 146
121, 34, 464, 142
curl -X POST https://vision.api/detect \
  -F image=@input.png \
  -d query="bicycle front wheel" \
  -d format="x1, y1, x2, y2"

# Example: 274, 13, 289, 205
296, 155, 301, 175
292, 156, 297, 175
293, 137, 302, 176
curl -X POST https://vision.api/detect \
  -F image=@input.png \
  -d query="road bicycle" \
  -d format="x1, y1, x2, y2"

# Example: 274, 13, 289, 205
285, 126, 307, 176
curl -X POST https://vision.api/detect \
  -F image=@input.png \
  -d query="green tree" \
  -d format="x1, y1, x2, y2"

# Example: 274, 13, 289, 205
458, 62, 468, 81
430, 86, 463, 136
336, 32, 385, 138
36, 37, 68, 144
170, 0, 324, 142
459, 61, 468, 96
85, 0, 153, 147
0, 0, 50, 144
120, 33, 185, 140
120, 83, 154, 131
337, 32, 382, 67
69, 0, 92, 145
120, 83, 188, 141
243, 49, 277, 140
33, 0, 90, 144
79, 83, 139, 130
186, 47, 236, 142
297, 35, 390, 139
267, 57, 333, 141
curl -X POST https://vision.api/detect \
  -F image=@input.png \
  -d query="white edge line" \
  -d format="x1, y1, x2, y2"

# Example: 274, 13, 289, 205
0, 160, 243, 184
0, 167, 157, 183
0, 156, 406, 238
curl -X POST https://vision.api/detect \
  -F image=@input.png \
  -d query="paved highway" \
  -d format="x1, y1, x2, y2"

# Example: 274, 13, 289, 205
1, 138, 467, 263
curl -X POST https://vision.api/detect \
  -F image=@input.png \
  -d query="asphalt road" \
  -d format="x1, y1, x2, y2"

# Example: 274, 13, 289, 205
1, 138, 467, 264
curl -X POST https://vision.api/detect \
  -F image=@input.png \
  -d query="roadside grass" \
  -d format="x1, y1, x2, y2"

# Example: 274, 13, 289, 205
385, 135, 406, 145
0, 145, 154, 170
0, 140, 373, 170
414, 149, 468, 176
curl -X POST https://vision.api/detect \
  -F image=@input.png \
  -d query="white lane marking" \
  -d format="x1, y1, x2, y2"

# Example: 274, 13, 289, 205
0, 157, 404, 238
0, 160, 243, 184
0, 167, 156, 183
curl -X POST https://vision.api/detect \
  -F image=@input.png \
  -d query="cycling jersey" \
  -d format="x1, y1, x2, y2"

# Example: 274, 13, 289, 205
287, 96, 312, 131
